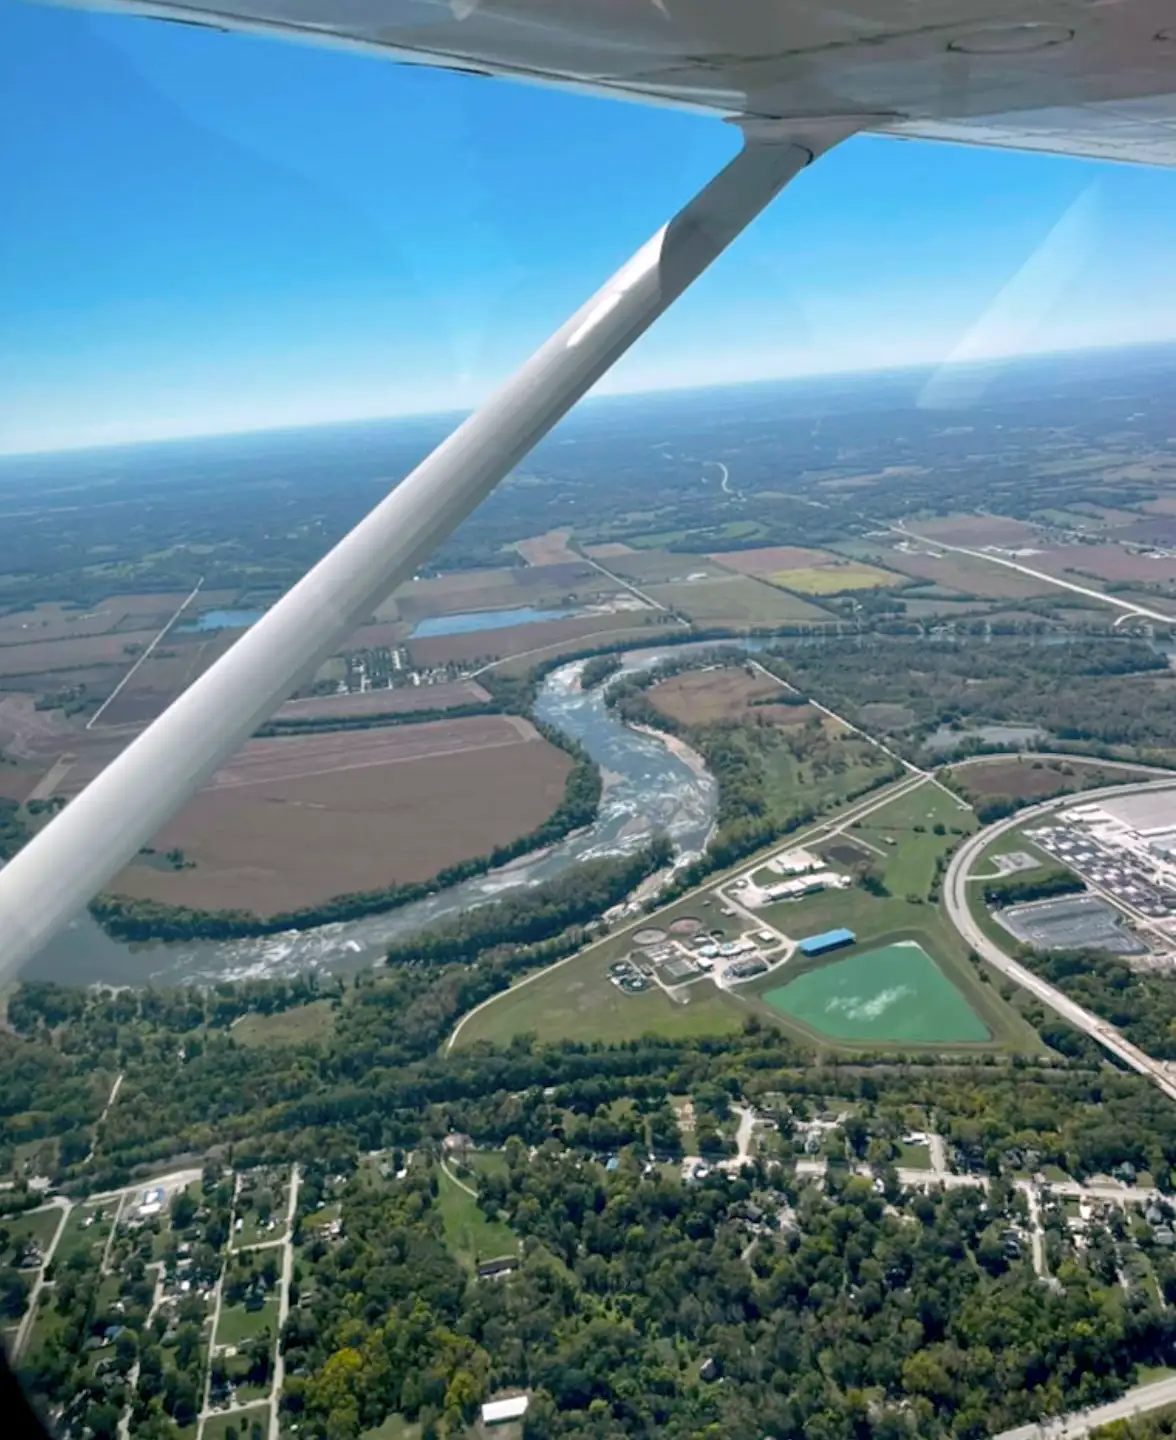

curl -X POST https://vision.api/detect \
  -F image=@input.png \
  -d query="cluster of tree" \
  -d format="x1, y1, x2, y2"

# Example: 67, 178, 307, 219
982, 868, 1086, 907
90, 722, 602, 942
384, 839, 672, 968
255, 698, 500, 736
1016, 946, 1176, 1064
578, 653, 622, 690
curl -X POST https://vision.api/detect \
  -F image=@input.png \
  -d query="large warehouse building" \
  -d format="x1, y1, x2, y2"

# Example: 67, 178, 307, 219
798, 927, 856, 957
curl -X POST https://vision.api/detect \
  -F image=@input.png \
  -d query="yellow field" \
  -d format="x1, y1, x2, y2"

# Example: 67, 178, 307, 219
769, 562, 901, 594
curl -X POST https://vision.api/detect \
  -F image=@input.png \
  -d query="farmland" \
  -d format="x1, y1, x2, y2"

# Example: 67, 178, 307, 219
906, 514, 1044, 547
647, 666, 816, 727
946, 755, 1161, 805
710, 545, 903, 594
643, 575, 832, 626
106, 716, 574, 915
854, 541, 1059, 599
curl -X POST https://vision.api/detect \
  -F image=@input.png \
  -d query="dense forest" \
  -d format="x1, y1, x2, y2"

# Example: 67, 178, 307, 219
761, 636, 1176, 760
1016, 947, 1176, 1064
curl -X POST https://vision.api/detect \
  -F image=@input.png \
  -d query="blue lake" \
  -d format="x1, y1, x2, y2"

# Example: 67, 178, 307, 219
180, 608, 267, 633
410, 606, 583, 638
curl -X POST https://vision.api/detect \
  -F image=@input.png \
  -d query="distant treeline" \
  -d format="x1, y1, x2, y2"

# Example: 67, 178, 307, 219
255, 699, 499, 736
91, 719, 602, 943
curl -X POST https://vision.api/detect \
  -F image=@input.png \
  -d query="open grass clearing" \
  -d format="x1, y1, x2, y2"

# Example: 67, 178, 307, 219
53, 1200, 116, 1265
898, 1143, 932, 1170
215, 1299, 279, 1349
435, 1166, 517, 1271
231, 1001, 336, 1049
454, 953, 746, 1049
2, 1206, 63, 1265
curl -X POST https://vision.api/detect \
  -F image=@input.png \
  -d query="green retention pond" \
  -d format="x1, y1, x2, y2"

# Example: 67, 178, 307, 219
764, 941, 990, 1045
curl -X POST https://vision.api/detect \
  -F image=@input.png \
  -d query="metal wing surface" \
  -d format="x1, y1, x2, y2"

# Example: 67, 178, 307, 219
67, 0, 1176, 167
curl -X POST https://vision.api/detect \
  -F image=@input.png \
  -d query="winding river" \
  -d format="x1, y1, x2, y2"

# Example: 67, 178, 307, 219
28, 648, 720, 988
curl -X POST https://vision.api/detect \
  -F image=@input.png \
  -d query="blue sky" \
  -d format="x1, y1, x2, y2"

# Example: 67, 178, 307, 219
6, 0, 1176, 453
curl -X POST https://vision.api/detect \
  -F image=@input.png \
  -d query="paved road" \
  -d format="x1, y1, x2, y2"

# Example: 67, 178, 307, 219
269, 1163, 300, 1440
11, 1196, 71, 1361
993, 1373, 1176, 1438
942, 778, 1176, 1104
890, 525, 1176, 628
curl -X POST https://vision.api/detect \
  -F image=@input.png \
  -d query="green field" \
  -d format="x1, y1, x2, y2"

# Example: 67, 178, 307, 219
764, 942, 990, 1044
644, 575, 832, 626
453, 953, 745, 1049
203, 1405, 269, 1440
215, 1299, 278, 1348
231, 1000, 336, 1048
436, 1166, 517, 1270
2, 1206, 63, 1265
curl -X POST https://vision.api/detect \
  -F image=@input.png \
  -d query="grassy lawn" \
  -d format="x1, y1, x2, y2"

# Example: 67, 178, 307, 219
898, 1143, 933, 1170
466, 1152, 510, 1181
232, 1000, 336, 1048
361, 1417, 421, 1440
54, 1201, 115, 1266
204, 1405, 270, 1440
436, 1167, 517, 1271
2, 1206, 64, 1265
215, 1299, 279, 1349
455, 953, 746, 1049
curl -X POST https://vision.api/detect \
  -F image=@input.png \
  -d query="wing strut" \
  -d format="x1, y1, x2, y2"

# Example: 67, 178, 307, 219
0, 118, 861, 980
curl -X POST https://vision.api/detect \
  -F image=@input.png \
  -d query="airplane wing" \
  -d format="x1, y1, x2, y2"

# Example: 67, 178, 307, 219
6, 0, 1176, 977
74, 0, 1176, 167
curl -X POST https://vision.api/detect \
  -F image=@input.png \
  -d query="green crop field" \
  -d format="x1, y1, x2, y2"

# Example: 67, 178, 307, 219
764, 942, 990, 1044
643, 575, 831, 626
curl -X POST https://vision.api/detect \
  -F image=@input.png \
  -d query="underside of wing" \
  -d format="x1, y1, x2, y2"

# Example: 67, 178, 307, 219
66, 0, 1176, 166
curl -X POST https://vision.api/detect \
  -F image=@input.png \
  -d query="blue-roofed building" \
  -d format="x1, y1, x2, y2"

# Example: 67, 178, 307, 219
798, 928, 855, 957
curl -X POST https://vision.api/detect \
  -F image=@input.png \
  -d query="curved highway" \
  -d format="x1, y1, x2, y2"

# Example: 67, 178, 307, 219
943, 777, 1176, 1104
